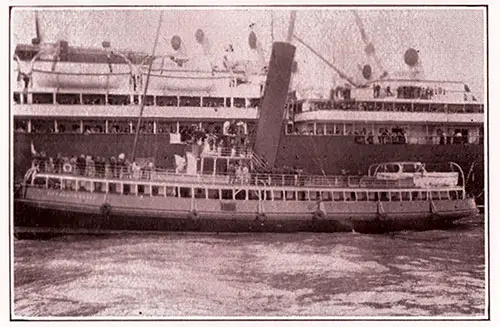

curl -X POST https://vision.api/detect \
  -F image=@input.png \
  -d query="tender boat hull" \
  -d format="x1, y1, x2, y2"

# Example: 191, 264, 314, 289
14, 187, 478, 237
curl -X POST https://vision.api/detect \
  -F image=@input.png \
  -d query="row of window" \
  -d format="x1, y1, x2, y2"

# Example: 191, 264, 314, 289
33, 177, 464, 202
13, 92, 261, 108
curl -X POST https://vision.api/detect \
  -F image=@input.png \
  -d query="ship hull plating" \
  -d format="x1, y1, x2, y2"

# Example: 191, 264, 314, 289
14, 187, 477, 238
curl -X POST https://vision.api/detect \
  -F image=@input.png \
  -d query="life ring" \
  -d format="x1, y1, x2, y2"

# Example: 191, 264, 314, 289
63, 163, 73, 174
255, 212, 266, 221
312, 210, 326, 221
188, 209, 198, 220
100, 203, 112, 217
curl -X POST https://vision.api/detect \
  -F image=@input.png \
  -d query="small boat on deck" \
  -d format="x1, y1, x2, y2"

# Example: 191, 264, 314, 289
13, 146, 478, 237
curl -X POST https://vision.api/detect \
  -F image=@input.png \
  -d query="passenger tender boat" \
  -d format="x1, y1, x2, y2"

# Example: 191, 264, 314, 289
14, 145, 478, 236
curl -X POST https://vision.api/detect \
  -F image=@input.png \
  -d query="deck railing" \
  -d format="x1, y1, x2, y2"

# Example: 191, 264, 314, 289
27, 163, 454, 190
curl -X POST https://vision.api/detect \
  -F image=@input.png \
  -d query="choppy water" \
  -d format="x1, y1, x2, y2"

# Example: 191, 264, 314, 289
13, 216, 486, 318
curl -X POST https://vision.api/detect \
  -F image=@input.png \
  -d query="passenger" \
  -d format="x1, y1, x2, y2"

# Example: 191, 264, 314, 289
110, 156, 117, 178
85, 156, 95, 177
54, 153, 63, 174
242, 164, 250, 184
46, 157, 55, 173
131, 161, 141, 180
70, 155, 78, 174
76, 154, 86, 176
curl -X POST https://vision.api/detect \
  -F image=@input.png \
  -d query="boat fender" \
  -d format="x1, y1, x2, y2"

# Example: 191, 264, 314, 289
100, 203, 112, 217
188, 209, 199, 220
255, 212, 266, 221
63, 163, 73, 174
313, 210, 326, 221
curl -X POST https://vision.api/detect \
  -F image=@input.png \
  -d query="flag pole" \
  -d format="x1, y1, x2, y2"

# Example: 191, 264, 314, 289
131, 12, 163, 162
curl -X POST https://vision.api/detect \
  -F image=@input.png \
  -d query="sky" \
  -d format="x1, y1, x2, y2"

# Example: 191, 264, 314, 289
11, 7, 485, 98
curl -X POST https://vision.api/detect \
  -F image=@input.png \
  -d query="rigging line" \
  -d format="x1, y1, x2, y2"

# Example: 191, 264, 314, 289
131, 11, 163, 162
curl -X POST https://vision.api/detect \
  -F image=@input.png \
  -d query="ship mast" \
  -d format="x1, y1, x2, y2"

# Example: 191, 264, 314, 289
131, 12, 163, 162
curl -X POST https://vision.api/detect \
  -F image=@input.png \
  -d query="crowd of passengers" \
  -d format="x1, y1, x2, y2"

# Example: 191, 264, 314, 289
306, 100, 480, 113
31, 152, 157, 180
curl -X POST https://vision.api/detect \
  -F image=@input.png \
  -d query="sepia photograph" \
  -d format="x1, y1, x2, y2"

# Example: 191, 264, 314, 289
9, 3, 488, 321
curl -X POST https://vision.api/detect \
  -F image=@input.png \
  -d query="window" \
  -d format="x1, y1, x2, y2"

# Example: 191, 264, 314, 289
235, 189, 246, 200
166, 186, 177, 197
138, 185, 145, 195
48, 178, 60, 189
179, 187, 192, 198
273, 190, 284, 201
33, 93, 54, 104
345, 192, 356, 202
298, 191, 309, 201
248, 190, 260, 200
379, 192, 390, 202
333, 192, 344, 202
208, 189, 220, 200
157, 96, 178, 106
390, 192, 401, 201
33, 176, 46, 188
411, 191, 421, 201
123, 184, 132, 195
431, 191, 440, 200
285, 191, 296, 201
195, 188, 206, 199
356, 192, 367, 201
108, 183, 119, 194
402, 192, 411, 201
93, 181, 106, 193
368, 192, 378, 201
82, 94, 105, 105
321, 191, 332, 201
221, 189, 233, 200
108, 94, 130, 105
13, 92, 21, 104
56, 93, 80, 105
440, 191, 450, 200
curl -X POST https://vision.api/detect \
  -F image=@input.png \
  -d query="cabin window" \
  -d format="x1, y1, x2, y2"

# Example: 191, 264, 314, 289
420, 192, 428, 201
179, 96, 201, 107
285, 191, 296, 201
234, 189, 246, 200
137, 185, 145, 195
308, 191, 320, 201
440, 191, 450, 200
13, 92, 21, 104
157, 96, 178, 107
402, 192, 411, 201
64, 179, 77, 191
431, 191, 440, 200
93, 181, 106, 193
356, 192, 368, 202
83, 120, 105, 134
139, 121, 154, 134
248, 190, 260, 200
368, 192, 378, 201
142, 95, 155, 106
108, 120, 132, 134
108, 94, 130, 105
56, 93, 80, 105
345, 191, 356, 202
390, 192, 401, 201
31, 119, 54, 133
14, 119, 28, 133
321, 191, 332, 201
233, 98, 245, 108
157, 121, 177, 134
379, 192, 390, 202
203, 97, 225, 107
47, 178, 60, 189
298, 191, 309, 201
449, 190, 458, 200
108, 182, 119, 194
411, 191, 421, 201
179, 187, 192, 198
33, 93, 54, 104
273, 190, 284, 201
263, 190, 272, 201
221, 189, 233, 200
82, 94, 105, 105
195, 188, 206, 199
333, 192, 344, 202
122, 183, 132, 195
151, 185, 160, 196
208, 189, 220, 200
166, 186, 177, 197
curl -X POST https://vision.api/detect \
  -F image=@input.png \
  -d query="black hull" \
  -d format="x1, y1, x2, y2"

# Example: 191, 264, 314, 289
14, 200, 462, 239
